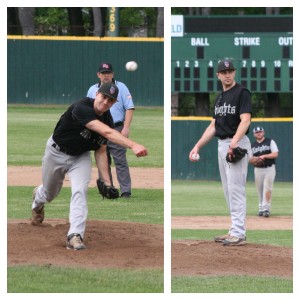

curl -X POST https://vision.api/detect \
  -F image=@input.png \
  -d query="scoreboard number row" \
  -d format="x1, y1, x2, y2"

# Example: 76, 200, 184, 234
172, 59, 293, 92
175, 60, 293, 68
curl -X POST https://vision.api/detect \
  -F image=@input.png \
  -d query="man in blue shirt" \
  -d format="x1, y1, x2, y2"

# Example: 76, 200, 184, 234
87, 63, 134, 198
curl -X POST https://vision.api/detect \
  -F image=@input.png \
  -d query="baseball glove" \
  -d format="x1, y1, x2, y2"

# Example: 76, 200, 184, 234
226, 147, 248, 163
96, 179, 119, 199
250, 156, 265, 167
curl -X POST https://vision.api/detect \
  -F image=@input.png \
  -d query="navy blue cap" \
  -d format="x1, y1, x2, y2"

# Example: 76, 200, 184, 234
99, 62, 113, 73
217, 59, 236, 72
98, 83, 118, 101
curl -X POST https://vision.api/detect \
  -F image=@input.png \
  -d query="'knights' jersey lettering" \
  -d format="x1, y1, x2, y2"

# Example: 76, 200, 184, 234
214, 102, 236, 115
213, 83, 252, 139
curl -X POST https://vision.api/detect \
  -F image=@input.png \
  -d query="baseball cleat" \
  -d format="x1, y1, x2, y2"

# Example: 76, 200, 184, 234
31, 187, 45, 226
120, 192, 131, 198
258, 211, 264, 217
66, 234, 86, 250
222, 236, 246, 246
263, 210, 270, 217
214, 233, 230, 242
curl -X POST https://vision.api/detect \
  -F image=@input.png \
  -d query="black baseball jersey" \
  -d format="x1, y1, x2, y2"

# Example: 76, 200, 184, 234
251, 137, 276, 167
213, 83, 252, 139
52, 97, 114, 156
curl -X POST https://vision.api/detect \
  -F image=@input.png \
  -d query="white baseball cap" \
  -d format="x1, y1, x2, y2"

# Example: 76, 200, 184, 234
253, 126, 264, 133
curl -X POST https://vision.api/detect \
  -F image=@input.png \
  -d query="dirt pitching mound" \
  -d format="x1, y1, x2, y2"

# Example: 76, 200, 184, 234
8, 220, 163, 270
172, 240, 292, 278
171, 216, 292, 278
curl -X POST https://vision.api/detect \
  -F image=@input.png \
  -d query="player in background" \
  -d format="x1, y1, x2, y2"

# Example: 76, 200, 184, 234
87, 63, 134, 198
249, 127, 279, 217
189, 59, 252, 246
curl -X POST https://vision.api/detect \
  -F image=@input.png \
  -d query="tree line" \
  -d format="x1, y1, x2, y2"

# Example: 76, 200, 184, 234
7, 7, 164, 37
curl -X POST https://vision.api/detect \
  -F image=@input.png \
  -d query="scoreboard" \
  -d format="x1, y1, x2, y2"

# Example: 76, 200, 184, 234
171, 16, 293, 93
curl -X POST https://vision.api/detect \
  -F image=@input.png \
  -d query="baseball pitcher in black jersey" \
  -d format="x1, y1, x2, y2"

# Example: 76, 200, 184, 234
31, 83, 148, 250
189, 59, 252, 246
249, 127, 279, 217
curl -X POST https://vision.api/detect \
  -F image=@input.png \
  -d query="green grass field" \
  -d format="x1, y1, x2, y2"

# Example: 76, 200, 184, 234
8, 266, 163, 293
7, 105, 164, 293
8, 187, 163, 224
7, 105, 163, 167
171, 179, 293, 293
172, 180, 292, 217
171, 275, 292, 293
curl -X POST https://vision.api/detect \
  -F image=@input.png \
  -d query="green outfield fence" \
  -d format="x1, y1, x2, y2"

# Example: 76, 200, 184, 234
7, 36, 163, 106
171, 118, 292, 182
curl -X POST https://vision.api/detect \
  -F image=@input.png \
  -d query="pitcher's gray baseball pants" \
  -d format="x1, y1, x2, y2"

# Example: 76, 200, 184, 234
218, 135, 251, 238
32, 136, 92, 239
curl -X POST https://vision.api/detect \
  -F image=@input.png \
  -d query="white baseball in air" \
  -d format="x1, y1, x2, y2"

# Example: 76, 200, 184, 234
125, 61, 138, 71
192, 153, 200, 161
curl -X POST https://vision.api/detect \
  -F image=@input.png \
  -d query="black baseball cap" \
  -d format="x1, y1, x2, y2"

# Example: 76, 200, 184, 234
217, 59, 236, 72
98, 62, 113, 73
98, 83, 119, 101
253, 126, 264, 133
